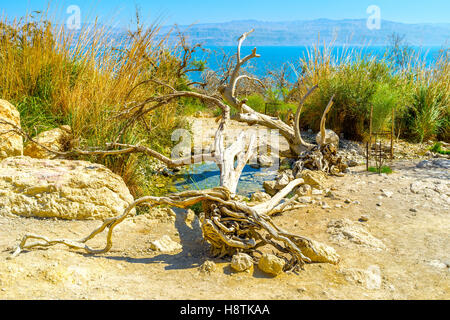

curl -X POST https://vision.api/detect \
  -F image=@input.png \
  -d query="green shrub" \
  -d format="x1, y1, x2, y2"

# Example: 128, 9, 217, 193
368, 166, 393, 174
245, 93, 296, 121
402, 85, 447, 142
284, 41, 448, 143
430, 142, 450, 155
16, 96, 70, 135
370, 83, 401, 134
0, 12, 190, 198
301, 59, 394, 140
180, 97, 208, 116
246, 93, 266, 113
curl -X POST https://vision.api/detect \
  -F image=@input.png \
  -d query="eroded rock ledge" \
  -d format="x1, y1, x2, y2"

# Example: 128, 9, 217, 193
0, 156, 135, 220
0, 99, 23, 160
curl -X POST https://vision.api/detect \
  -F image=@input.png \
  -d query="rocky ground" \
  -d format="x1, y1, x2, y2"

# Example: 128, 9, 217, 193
186, 116, 447, 165
0, 117, 449, 300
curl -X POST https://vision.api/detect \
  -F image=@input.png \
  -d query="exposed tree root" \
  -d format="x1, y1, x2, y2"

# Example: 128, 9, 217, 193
294, 143, 348, 176
11, 184, 318, 272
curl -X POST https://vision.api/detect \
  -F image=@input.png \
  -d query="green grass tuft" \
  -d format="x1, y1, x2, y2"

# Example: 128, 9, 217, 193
430, 142, 450, 155
368, 166, 393, 174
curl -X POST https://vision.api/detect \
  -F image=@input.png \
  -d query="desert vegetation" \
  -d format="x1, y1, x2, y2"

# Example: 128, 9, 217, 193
0, 8, 449, 280
0, 11, 200, 198
236, 38, 449, 143
1, 13, 448, 191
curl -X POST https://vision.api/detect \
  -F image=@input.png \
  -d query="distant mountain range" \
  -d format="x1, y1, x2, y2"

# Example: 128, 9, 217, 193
69, 19, 450, 47
153, 19, 450, 47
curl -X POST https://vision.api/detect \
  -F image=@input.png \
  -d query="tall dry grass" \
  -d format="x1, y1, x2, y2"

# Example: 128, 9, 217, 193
0, 11, 189, 196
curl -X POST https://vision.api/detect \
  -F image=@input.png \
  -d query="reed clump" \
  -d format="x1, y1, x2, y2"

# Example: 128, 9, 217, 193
293, 39, 449, 142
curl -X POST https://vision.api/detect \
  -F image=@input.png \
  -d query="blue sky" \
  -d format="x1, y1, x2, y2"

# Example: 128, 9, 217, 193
1, 0, 449, 27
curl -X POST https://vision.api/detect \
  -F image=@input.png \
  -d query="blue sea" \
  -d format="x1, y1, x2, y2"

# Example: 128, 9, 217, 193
191, 45, 445, 80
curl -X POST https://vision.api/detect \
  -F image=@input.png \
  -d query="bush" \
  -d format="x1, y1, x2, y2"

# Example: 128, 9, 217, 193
430, 142, 450, 155
401, 85, 446, 142
246, 94, 266, 113
368, 166, 393, 174
245, 92, 297, 122
280, 41, 448, 142
300, 58, 395, 140
370, 83, 401, 134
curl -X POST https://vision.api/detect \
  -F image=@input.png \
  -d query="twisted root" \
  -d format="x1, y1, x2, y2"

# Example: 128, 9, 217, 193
10, 187, 318, 271
294, 143, 348, 176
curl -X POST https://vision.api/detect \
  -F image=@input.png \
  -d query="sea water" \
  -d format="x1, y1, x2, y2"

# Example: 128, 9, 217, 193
190, 45, 445, 81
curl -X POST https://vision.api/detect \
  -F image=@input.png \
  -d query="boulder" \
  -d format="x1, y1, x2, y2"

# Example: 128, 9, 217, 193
299, 169, 327, 189
263, 170, 296, 196
250, 191, 271, 203
149, 235, 182, 253
0, 99, 23, 160
298, 240, 340, 264
250, 155, 274, 169
199, 260, 217, 274
24, 125, 73, 159
257, 155, 274, 168
147, 207, 177, 223
0, 156, 135, 220
339, 266, 382, 290
315, 129, 339, 148
327, 219, 386, 250
296, 184, 312, 196
263, 181, 278, 196
258, 253, 285, 276
231, 253, 254, 272
275, 170, 293, 189
297, 196, 312, 204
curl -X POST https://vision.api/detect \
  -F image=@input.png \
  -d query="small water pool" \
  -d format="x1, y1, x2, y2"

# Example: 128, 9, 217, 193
173, 161, 278, 197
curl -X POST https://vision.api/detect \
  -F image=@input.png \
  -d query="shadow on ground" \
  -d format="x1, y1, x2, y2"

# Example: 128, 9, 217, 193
96, 207, 226, 271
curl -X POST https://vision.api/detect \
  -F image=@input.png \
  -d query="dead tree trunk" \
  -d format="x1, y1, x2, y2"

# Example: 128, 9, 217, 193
7, 29, 345, 272
9, 90, 320, 272
218, 29, 344, 172
10, 123, 314, 271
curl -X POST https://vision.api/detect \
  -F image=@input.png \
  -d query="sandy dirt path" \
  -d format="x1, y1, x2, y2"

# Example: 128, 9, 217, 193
0, 159, 448, 300
1, 117, 449, 300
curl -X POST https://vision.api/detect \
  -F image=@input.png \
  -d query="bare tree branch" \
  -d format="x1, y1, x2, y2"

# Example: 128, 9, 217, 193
319, 95, 335, 146
293, 84, 319, 148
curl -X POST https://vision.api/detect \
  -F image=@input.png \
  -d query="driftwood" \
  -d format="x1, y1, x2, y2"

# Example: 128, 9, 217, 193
9, 112, 317, 271
5, 86, 319, 271
5, 29, 347, 272
218, 30, 333, 155
294, 144, 348, 177
214, 30, 347, 177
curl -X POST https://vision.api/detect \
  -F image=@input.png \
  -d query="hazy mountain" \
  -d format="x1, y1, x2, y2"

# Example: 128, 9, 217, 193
156, 19, 450, 46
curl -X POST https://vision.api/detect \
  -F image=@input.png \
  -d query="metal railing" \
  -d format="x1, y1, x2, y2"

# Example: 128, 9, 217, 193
366, 105, 395, 171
